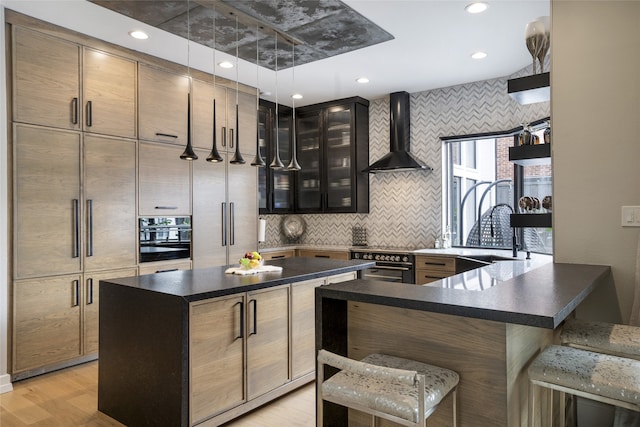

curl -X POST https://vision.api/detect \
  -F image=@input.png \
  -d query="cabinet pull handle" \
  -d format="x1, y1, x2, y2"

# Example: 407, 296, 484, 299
73, 199, 79, 258
154, 206, 178, 210
86, 100, 93, 127
87, 278, 94, 305
271, 255, 285, 259
229, 128, 235, 149
222, 127, 227, 147
72, 280, 80, 307
230, 202, 235, 246
249, 299, 257, 336
235, 301, 244, 340
87, 199, 93, 257
71, 97, 79, 124
222, 202, 227, 246
315, 255, 330, 258
155, 268, 179, 273
423, 262, 447, 267
155, 133, 178, 139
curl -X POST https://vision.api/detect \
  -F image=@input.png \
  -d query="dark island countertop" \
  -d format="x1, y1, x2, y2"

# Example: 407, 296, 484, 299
317, 260, 612, 328
101, 257, 375, 302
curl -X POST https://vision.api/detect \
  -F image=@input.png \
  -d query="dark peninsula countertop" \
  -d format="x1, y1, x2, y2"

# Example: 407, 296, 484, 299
317, 260, 612, 328
101, 257, 374, 302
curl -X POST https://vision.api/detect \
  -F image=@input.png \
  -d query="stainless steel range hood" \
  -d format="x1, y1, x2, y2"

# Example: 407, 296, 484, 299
364, 91, 432, 173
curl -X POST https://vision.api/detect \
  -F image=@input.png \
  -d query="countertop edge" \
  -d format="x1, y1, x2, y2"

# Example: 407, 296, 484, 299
317, 262, 612, 328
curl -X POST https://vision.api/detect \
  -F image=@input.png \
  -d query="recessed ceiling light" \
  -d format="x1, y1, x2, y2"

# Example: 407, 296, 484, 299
465, 2, 488, 14
292, 93, 303, 100
356, 77, 370, 84
128, 30, 149, 40
471, 51, 487, 59
219, 61, 234, 69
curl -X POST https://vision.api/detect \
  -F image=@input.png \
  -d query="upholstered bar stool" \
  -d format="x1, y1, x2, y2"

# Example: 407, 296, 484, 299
528, 345, 640, 427
560, 318, 640, 360
317, 349, 459, 427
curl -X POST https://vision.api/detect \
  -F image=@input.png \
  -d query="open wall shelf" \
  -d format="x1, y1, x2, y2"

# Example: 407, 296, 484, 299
510, 213, 552, 228
508, 144, 551, 166
508, 72, 550, 105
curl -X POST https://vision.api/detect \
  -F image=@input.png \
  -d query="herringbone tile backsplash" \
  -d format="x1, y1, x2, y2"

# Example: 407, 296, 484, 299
260, 67, 550, 250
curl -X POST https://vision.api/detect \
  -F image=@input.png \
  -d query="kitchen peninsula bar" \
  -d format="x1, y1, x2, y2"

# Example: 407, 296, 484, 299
316, 260, 612, 427
97, 257, 374, 427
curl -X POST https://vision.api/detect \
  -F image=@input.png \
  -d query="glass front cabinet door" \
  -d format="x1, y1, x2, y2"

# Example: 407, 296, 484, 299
296, 97, 369, 214
258, 100, 293, 214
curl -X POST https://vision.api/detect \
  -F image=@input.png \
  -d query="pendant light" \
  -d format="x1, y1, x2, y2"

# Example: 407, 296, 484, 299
286, 41, 301, 171
229, 15, 246, 164
206, 4, 223, 163
270, 32, 284, 169
251, 24, 266, 167
180, 0, 198, 161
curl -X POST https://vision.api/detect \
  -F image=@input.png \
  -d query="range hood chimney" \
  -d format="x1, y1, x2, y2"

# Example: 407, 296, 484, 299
364, 91, 432, 173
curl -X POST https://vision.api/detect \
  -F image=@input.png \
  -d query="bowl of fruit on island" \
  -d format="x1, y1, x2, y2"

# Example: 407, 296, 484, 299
239, 251, 263, 270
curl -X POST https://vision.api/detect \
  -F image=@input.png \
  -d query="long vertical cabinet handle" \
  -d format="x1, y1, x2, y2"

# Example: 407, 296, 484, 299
86, 100, 93, 127
222, 202, 227, 246
229, 128, 235, 149
221, 127, 227, 148
73, 199, 79, 258
71, 97, 79, 125
86, 278, 94, 305
87, 199, 93, 257
230, 202, 235, 246
248, 299, 257, 336
234, 301, 244, 340
72, 280, 80, 307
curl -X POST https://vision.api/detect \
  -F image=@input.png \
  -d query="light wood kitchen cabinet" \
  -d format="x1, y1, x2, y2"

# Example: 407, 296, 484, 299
192, 148, 258, 268
14, 124, 82, 278
415, 255, 457, 284
191, 79, 227, 151
246, 285, 290, 400
297, 248, 350, 260
12, 26, 137, 138
12, 26, 80, 130
138, 64, 189, 145
83, 268, 137, 355
189, 285, 289, 424
138, 141, 191, 216
261, 249, 296, 261
290, 278, 325, 379
225, 89, 258, 156
82, 48, 137, 138
190, 294, 245, 424
84, 134, 137, 272
192, 149, 227, 268
13, 274, 83, 373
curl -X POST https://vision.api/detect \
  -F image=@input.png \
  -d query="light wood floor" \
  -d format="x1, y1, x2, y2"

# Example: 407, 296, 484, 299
0, 361, 316, 427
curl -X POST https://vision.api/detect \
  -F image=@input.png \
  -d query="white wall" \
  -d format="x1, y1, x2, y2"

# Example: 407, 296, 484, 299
552, 0, 640, 323
0, 2, 14, 393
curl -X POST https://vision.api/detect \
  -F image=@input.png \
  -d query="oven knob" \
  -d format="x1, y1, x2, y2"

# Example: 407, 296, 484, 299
353, 253, 360, 259
394, 256, 400, 262
364, 254, 371, 260
374, 255, 380, 261
402, 256, 409, 262
385, 255, 391, 261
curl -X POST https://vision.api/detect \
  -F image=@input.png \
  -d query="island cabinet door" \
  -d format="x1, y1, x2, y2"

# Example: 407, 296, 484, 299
291, 278, 326, 379
190, 294, 245, 425
246, 285, 290, 400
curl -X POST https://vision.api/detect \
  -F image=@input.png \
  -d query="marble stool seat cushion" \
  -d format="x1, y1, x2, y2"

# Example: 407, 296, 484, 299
320, 351, 459, 423
561, 319, 640, 359
529, 345, 640, 407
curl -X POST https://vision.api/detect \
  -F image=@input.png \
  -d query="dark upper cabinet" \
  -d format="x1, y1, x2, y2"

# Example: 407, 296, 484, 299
295, 97, 369, 214
258, 100, 294, 214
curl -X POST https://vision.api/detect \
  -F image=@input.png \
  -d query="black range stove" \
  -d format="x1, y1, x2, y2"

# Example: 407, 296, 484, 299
350, 249, 415, 284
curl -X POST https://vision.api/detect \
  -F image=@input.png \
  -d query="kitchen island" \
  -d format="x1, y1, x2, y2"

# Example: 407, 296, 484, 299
97, 257, 374, 427
316, 260, 612, 426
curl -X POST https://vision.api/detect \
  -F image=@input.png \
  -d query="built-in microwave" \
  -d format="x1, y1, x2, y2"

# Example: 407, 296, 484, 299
139, 217, 191, 263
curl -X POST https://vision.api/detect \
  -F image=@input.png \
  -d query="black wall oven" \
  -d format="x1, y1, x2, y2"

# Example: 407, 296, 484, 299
350, 250, 415, 284
139, 217, 191, 263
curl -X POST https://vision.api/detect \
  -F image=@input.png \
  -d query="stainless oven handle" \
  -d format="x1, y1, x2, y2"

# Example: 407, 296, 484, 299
371, 265, 411, 271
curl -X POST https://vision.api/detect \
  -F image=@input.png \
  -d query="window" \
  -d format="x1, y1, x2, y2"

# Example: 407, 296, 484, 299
443, 123, 552, 255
